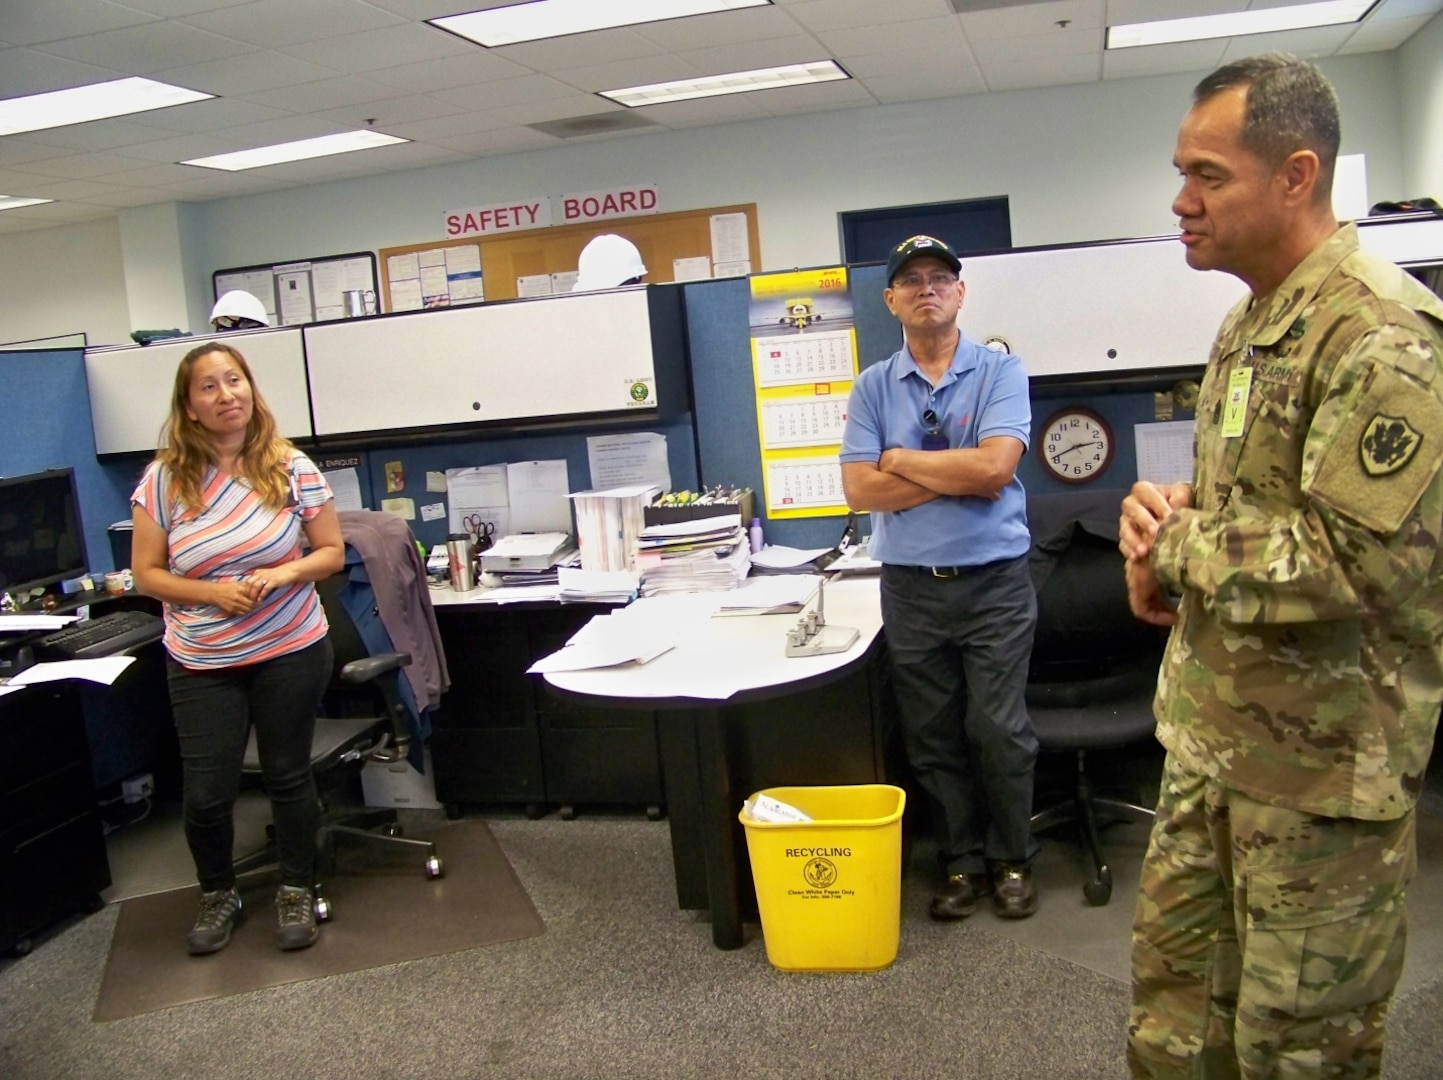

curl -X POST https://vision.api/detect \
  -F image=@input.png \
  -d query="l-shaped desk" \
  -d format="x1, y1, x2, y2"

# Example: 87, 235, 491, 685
542, 577, 889, 949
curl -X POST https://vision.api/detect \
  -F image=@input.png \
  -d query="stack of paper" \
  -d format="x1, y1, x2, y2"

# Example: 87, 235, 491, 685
556, 566, 641, 604
567, 485, 657, 573
713, 574, 820, 616
635, 514, 751, 596
526, 594, 715, 672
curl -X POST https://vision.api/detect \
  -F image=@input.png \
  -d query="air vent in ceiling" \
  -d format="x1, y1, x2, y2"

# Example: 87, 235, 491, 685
528, 112, 659, 139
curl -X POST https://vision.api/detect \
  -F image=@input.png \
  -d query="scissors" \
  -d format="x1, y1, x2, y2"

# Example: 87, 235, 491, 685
461, 514, 496, 551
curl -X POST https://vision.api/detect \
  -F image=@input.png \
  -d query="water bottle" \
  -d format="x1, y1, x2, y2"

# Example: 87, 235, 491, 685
749, 517, 764, 554
445, 532, 475, 591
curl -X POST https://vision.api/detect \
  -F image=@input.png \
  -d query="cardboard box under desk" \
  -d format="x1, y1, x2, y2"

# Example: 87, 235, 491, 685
644, 491, 754, 527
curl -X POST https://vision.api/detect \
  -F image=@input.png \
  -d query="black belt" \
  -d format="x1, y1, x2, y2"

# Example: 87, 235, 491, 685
892, 564, 970, 579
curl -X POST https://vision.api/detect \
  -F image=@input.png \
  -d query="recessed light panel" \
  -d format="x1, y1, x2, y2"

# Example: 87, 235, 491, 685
602, 60, 850, 108
1107, 0, 1377, 49
183, 131, 409, 171
0, 77, 213, 136
432, 0, 770, 47
0, 195, 52, 212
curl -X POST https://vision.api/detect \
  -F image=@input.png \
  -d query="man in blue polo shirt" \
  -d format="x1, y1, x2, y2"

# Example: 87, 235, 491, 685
841, 235, 1039, 920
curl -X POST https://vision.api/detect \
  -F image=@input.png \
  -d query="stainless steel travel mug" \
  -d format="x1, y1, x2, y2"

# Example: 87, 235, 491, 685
445, 532, 475, 591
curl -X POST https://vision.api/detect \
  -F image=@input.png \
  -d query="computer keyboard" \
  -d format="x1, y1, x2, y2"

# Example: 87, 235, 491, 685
37, 608, 163, 660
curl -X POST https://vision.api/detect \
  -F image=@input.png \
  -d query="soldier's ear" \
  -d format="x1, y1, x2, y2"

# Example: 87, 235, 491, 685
1278, 149, 1321, 208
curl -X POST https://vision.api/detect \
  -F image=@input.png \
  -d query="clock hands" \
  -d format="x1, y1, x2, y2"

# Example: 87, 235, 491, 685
1050, 439, 1102, 464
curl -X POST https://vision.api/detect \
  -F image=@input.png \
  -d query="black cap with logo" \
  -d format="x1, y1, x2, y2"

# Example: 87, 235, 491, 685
885, 235, 962, 285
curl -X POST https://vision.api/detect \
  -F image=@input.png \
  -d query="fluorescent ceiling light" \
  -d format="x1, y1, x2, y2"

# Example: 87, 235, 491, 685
432, 0, 769, 47
0, 76, 213, 136
1108, 0, 1377, 49
183, 130, 409, 171
0, 195, 52, 212
602, 60, 849, 108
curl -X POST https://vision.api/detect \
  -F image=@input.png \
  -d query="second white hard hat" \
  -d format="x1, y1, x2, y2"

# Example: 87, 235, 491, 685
572, 234, 647, 292
210, 290, 270, 328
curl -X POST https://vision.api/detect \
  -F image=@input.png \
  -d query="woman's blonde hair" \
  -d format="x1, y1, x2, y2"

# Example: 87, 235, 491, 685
157, 341, 294, 513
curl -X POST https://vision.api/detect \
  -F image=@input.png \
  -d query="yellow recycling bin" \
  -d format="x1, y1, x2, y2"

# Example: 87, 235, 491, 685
739, 784, 906, 972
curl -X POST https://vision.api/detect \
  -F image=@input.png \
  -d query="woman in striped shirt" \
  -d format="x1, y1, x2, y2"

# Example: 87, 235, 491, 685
132, 341, 344, 956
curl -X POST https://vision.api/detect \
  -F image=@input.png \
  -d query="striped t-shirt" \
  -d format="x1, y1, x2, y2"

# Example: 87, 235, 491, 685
131, 451, 332, 670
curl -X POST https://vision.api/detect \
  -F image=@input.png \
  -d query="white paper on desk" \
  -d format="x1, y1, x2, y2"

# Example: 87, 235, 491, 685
508, 460, 572, 533
8, 656, 136, 687
714, 575, 820, 615
749, 545, 833, 570
0, 614, 79, 631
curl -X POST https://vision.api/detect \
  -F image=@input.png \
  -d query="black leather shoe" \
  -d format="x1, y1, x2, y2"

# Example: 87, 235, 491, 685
991, 863, 1038, 919
929, 873, 992, 920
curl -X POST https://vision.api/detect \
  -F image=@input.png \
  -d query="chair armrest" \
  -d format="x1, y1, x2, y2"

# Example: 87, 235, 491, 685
339, 651, 412, 685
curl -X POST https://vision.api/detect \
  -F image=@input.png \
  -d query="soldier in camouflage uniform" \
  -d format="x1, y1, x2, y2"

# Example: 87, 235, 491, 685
1119, 55, 1443, 1079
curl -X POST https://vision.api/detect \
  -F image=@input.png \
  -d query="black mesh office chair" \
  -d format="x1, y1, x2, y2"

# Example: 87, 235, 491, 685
1026, 491, 1166, 906
234, 571, 444, 917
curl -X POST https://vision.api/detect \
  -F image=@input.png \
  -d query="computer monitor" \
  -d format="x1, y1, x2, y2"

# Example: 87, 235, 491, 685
0, 467, 88, 601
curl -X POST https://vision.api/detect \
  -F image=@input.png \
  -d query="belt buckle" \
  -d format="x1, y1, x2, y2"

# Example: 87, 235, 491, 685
930, 566, 960, 579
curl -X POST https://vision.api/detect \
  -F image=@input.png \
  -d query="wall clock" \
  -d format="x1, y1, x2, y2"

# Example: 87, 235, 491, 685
1037, 406, 1114, 484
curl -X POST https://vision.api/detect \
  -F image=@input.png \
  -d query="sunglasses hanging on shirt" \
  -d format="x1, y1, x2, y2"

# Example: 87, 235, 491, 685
922, 408, 948, 451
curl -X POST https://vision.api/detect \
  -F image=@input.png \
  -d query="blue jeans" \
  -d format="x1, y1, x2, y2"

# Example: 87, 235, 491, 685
166, 638, 332, 891
881, 555, 1039, 875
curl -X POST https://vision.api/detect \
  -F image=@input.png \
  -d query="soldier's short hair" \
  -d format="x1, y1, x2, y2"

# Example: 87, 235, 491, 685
1194, 53, 1340, 203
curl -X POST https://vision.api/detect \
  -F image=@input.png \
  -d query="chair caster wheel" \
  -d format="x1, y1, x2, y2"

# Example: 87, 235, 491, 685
314, 895, 333, 922
559, 804, 576, 821
1083, 865, 1113, 906
385, 823, 404, 837
646, 804, 663, 822
425, 855, 445, 879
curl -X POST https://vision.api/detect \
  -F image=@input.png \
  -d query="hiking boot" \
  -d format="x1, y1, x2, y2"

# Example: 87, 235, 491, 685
187, 887, 243, 955
275, 884, 319, 951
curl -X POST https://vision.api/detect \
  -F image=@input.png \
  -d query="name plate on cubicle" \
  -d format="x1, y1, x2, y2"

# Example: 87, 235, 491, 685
302, 289, 658, 437
85, 329, 313, 455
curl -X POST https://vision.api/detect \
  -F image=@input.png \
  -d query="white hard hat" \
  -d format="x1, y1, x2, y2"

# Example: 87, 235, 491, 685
572, 234, 647, 292
210, 290, 269, 328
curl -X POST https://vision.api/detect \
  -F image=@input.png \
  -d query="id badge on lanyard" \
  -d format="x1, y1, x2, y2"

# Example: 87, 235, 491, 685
1222, 363, 1252, 438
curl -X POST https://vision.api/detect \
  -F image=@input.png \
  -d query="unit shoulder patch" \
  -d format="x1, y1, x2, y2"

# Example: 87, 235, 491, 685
1360, 414, 1423, 477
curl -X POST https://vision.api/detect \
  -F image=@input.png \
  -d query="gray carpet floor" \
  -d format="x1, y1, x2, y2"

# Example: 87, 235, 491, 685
2, 793, 1442, 1080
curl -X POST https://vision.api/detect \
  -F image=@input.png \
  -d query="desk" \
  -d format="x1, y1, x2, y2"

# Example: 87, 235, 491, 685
428, 586, 661, 816
544, 577, 888, 949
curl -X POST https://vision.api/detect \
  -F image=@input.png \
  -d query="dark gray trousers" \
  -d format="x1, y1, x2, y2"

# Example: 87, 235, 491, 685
881, 555, 1039, 876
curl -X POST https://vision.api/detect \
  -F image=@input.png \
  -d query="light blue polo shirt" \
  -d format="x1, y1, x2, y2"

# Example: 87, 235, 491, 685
840, 335, 1031, 568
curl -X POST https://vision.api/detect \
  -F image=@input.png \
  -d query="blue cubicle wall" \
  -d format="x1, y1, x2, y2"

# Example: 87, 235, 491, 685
4, 278, 1194, 572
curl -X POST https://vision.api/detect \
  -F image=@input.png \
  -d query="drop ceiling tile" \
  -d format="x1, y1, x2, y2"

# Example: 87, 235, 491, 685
1217, 23, 1358, 61
0, 139, 77, 168
862, 65, 990, 103
380, 110, 516, 142
750, 77, 877, 114
962, 0, 1105, 41
814, 16, 969, 57
161, 169, 301, 197
179, 0, 407, 47
481, 94, 626, 127
308, 93, 465, 129
278, 22, 475, 73
86, 130, 240, 164
429, 126, 562, 156
33, 21, 255, 74
122, 96, 293, 134
972, 25, 1102, 63
430, 73, 581, 112
840, 40, 980, 79
489, 28, 664, 71
1104, 0, 1248, 23
625, 94, 771, 129
238, 74, 412, 113
4, 149, 159, 179
678, 35, 839, 74
1339, 12, 1435, 51
0, 46, 122, 97
0, 0, 156, 48
632, 4, 812, 49
152, 49, 342, 96
0, 117, 178, 154
782, 0, 960, 33
546, 55, 706, 95
1102, 38, 1227, 78
100, 160, 212, 186
981, 50, 1100, 90
2, 175, 136, 201
1367, 0, 1443, 15
364, 50, 534, 93
62, 186, 173, 207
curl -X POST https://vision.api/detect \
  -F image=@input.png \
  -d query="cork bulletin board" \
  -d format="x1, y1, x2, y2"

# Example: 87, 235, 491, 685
377, 203, 759, 310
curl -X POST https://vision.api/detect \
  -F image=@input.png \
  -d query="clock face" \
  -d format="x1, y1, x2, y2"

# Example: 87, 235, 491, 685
1038, 407, 1114, 484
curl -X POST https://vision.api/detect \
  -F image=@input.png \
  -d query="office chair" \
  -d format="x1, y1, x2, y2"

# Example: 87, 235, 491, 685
234, 570, 444, 917
1026, 491, 1166, 906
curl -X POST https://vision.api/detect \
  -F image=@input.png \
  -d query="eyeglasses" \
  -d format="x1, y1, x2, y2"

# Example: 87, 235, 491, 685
893, 271, 958, 292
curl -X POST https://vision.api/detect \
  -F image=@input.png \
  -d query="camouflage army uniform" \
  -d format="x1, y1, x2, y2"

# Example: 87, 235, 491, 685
1129, 223, 1443, 1080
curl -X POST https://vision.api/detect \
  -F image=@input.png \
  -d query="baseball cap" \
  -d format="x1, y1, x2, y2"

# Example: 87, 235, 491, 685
885, 235, 961, 285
